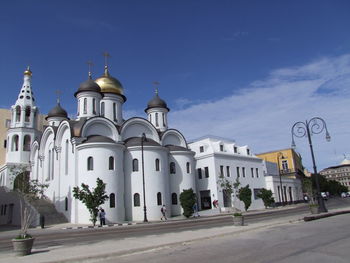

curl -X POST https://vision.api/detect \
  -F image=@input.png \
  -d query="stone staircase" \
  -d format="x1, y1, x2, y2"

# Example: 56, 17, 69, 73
31, 199, 68, 225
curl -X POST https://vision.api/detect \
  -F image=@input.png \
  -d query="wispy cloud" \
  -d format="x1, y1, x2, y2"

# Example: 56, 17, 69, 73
222, 31, 248, 41
169, 54, 350, 170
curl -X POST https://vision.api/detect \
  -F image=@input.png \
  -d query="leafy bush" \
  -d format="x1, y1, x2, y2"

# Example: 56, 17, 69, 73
179, 189, 196, 218
257, 188, 275, 208
233, 212, 242, 217
238, 185, 252, 211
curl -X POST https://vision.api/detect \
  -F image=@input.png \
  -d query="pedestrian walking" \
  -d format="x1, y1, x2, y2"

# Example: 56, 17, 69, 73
193, 203, 199, 217
99, 208, 106, 226
160, 205, 167, 221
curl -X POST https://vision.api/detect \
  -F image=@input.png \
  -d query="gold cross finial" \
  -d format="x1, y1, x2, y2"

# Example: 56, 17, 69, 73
153, 81, 160, 94
87, 60, 94, 79
103, 52, 111, 68
55, 90, 61, 104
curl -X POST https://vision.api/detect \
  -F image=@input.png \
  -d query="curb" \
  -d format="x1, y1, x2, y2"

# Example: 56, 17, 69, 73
59, 204, 309, 230
61, 222, 137, 230
304, 210, 350, 222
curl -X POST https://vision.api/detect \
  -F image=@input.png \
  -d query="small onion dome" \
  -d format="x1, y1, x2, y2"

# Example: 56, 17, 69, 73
46, 102, 68, 120
95, 66, 126, 101
74, 77, 101, 97
24, 66, 32, 76
341, 159, 350, 165
83, 135, 115, 144
145, 90, 169, 112
125, 137, 161, 147
165, 145, 190, 151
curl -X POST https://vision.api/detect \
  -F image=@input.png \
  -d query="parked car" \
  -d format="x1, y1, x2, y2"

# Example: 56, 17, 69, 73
341, 192, 348, 198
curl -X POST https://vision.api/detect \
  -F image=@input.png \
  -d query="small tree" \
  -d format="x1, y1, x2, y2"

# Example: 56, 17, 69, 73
179, 188, 196, 218
257, 188, 275, 208
238, 185, 252, 211
218, 174, 240, 211
72, 178, 109, 226
302, 177, 315, 204
10, 165, 48, 239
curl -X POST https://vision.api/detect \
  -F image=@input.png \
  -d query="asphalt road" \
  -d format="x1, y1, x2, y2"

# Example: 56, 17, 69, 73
0, 197, 348, 254
107, 212, 350, 263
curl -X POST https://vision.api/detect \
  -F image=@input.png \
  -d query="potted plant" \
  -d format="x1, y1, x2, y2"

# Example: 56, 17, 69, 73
10, 166, 48, 256
232, 212, 244, 226
309, 203, 319, 214
303, 178, 319, 214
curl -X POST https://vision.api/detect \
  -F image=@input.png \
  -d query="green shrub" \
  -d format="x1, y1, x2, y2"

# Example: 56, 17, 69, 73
257, 188, 275, 208
179, 189, 196, 218
238, 185, 252, 211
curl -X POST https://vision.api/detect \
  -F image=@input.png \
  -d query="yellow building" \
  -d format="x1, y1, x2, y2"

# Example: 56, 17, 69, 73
256, 148, 305, 179
0, 108, 47, 167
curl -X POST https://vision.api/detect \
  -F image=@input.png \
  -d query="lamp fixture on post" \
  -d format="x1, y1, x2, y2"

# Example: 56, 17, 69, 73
277, 152, 285, 206
291, 117, 331, 213
141, 133, 148, 222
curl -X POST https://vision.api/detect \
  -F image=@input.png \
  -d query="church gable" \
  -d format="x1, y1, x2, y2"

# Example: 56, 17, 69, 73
81, 117, 119, 141
121, 118, 160, 143
161, 129, 187, 148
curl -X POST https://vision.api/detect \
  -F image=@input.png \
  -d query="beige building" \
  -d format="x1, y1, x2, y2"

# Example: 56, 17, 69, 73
320, 159, 350, 191
256, 148, 305, 179
0, 108, 47, 167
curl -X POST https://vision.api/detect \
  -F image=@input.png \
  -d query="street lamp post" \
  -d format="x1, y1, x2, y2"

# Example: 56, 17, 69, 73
277, 152, 285, 206
291, 117, 331, 213
141, 133, 148, 222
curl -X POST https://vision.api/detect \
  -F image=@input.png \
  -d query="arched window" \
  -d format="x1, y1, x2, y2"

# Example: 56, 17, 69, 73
51, 148, 54, 180
65, 197, 68, 211
101, 102, 105, 117
170, 162, 176, 174
113, 103, 116, 121
110, 193, 115, 208
172, 193, 178, 205
155, 113, 159, 126
83, 98, 87, 114
157, 192, 162, 205
12, 135, 19, 151
109, 156, 114, 170
155, 158, 160, 171
65, 140, 69, 175
87, 157, 93, 171
186, 162, 190, 174
25, 106, 31, 122
92, 98, 96, 114
15, 106, 21, 122
132, 159, 139, 172
149, 114, 152, 123
48, 150, 52, 180
134, 193, 140, 207
23, 135, 31, 151
77, 99, 80, 115
162, 113, 165, 126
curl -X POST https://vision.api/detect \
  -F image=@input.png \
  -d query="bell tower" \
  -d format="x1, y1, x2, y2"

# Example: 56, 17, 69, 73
6, 67, 39, 167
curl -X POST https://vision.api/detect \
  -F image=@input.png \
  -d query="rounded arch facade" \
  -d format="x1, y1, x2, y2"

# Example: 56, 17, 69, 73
121, 118, 160, 143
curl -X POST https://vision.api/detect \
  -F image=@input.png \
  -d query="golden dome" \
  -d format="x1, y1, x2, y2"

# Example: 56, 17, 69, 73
24, 66, 32, 76
95, 66, 124, 96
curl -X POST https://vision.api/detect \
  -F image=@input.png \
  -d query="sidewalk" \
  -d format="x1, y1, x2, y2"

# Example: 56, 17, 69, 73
1, 204, 349, 263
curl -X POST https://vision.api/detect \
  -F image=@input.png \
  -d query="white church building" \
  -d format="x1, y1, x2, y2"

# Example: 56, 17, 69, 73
1, 66, 269, 225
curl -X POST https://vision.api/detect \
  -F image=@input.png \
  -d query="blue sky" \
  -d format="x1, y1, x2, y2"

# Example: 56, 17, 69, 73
1, 0, 350, 170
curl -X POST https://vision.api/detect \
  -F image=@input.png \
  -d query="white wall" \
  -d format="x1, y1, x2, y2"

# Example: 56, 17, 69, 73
124, 146, 169, 221
76, 142, 125, 224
